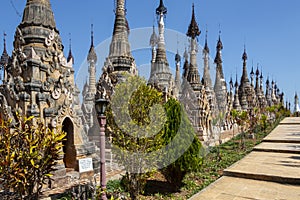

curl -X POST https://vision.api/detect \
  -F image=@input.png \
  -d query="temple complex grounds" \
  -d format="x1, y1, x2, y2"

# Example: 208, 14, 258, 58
39, 114, 289, 199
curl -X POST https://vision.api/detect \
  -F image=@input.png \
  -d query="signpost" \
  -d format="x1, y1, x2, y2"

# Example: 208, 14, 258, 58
78, 158, 93, 173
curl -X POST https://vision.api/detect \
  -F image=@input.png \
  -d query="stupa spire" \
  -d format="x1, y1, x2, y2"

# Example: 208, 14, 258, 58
187, 4, 201, 39
88, 24, 97, 64
202, 29, 212, 89
87, 25, 97, 95
13, 0, 65, 58
241, 46, 250, 84
108, 0, 136, 77
213, 29, 227, 113
113, 0, 128, 35
67, 33, 74, 64
156, 0, 167, 16
233, 73, 241, 110
155, 0, 168, 63
175, 50, 181, 97
186, 4, 201, 88
21, 0, 56, 35
203, 28, 210, 54
1, 32, 9, 67
148, 0, 174, 97
214, 29, 224, 79
150, 25, 158, 63
255, 65, 260, 93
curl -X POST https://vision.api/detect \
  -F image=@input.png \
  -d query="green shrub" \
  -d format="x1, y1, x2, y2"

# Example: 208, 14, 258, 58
0, 115, 66, 199
161, 98, 203, 189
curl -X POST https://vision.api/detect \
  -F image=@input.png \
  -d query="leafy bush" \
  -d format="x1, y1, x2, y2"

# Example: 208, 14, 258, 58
0, 115, 66, 199
106, 75, 166, 199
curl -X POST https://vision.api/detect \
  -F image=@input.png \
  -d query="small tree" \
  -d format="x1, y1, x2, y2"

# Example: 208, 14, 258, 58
107, 75, 166, 199
259, 114, 268, 131
0, 115, 65, 199
107, 75, 203, 197
161, 98, 203, 189
249, 108, 260, 138
230, 110, 249, 149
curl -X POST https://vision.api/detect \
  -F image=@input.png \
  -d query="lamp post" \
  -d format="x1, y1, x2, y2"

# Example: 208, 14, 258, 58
95, 97, 108, 200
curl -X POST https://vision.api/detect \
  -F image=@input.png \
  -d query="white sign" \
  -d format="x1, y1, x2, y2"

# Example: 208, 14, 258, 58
79, 158, 93, 173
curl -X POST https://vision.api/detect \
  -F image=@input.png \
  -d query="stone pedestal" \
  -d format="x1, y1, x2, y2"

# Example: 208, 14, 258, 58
75, 142, 101, 174
51, 164, 68, 188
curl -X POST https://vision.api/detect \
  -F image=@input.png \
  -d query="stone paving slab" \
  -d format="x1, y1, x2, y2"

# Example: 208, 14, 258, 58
223, 151, 300, 184
254, 142, 300, 154
271, 124, 300, 133
270, 126, 300, 135
189, 176, 300, 200
263, 125, 300, 143
280, 117, 300, 125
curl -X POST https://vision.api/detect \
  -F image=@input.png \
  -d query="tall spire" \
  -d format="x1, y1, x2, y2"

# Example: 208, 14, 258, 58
254, 64, 266, 108
110, 0, 131, 56
240, 46, 250, 84
266, 77, 270, 96
229, 76, 234, 92
202, 29, 213, 89
150, 25, 158, 63
187, 4, 201, 40
238, 46, 257, 110
242, 45, 248, 62
88, 24, 97, 64
271, 79, 277, 104
22, 0, 55, 28
150, 25, 158, 48
155, 0, 168, 63
108, 0, 136, 77
0, 32, 9, 82
260, 68, 264, 91
203, 28, 209, 54
1, 32, 9, 67
113, 0, 128, 35
183, 47, 189, 79
91, 24, 94, 47
214, 30, 224, 79
148, 0, 174, 96
87, 24, 97, 95
67, 33, 74, 64
250, 62, 254, 86
186, 4, 201, 89
265, 77, 272, 106
233, 73, 241, 111
156, 0, 167, 16
295, 92, 300, 113
214, 29, 227, 113
255, 65, 260, 93
235, 73, 239, 89
175, 50, 181, 97
18, 0, 57, 46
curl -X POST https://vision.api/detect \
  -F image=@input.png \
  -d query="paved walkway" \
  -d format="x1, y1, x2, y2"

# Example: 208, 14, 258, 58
190, 117, 300, 200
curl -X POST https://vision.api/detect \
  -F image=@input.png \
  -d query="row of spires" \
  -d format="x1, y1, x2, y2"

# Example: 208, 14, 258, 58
151, 1, 284, 113
0, 0, 285, 114
78, 0, 284, 117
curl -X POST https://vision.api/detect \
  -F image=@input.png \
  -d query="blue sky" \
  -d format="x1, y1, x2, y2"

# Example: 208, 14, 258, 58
1, 0, 300, 106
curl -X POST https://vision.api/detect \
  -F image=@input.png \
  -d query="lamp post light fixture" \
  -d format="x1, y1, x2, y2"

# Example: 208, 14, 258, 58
95, 97, 109, 200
